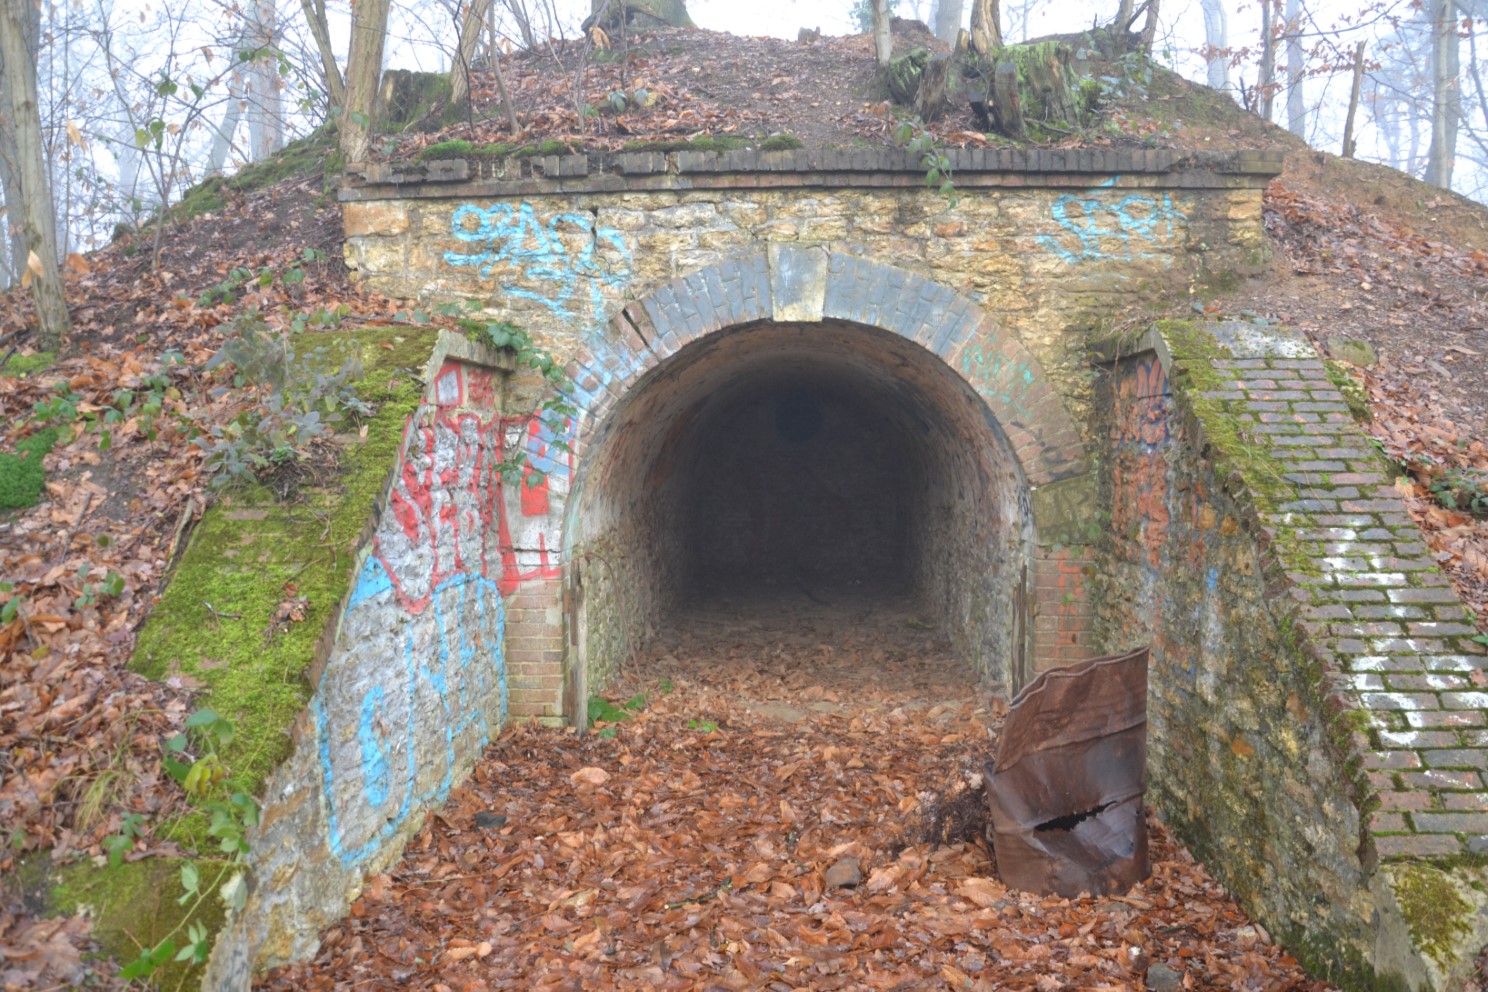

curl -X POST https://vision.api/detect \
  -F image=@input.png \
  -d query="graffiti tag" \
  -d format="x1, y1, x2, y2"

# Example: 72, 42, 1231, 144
1037, 179, 1187, 264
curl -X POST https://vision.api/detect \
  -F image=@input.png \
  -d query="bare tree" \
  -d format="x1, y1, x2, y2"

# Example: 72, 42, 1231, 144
340, 0, 391, 164
1200, 0, 1229, 92
1112, 0, 1159, 55
1284, 0, 1305, 136
933, 0, 963, 44
1258, 0, 1276, 119
1425, 0, 1461, 187
247, 0, 284, 160
299, 0, 345, 109
0, 0, 70, 349
0, 0, 38, 286
872, 0, 892, 65
451, 0, 491, 109
969, 0, 1000, 56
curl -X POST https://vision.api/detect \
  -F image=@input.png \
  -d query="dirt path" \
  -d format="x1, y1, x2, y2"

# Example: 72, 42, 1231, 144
262, 597, 1329, 991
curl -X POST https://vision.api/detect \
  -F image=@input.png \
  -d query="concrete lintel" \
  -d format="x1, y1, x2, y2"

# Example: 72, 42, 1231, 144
768, 243, 829, 323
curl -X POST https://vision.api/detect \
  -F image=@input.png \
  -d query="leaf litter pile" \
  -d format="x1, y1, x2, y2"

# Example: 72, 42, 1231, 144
264, 596, 1329, 991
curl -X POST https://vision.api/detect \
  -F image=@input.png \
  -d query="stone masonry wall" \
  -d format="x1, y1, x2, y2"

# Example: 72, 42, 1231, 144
205, 338, 561, 985
342, 154, 1277, 694
1095, 321, 1488, 991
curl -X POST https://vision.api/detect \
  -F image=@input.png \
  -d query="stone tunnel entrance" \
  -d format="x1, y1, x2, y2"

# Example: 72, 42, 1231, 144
564, 318, 1036, 691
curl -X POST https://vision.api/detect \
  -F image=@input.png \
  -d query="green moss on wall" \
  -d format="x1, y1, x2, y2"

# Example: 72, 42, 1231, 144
1391, 864, 1474, 967
130, 328, 438, 818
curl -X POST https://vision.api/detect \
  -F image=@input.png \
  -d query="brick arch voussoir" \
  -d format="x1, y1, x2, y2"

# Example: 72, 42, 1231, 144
576, 251, 1086, 488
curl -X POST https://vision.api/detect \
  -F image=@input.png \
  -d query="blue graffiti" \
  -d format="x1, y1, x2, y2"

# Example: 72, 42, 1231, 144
316, 570, 506, 868
357, 687, 390, 807
960, 343, 1037, 420
445, 203, 632, 331
1038, 178, 1187, 263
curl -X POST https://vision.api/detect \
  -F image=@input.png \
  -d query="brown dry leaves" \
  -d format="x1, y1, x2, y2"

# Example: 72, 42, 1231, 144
263, 602, 1328, 991
0, 171, 404, 980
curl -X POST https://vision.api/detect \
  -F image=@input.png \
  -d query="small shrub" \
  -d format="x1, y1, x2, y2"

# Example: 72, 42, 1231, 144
196, 312, 371, 492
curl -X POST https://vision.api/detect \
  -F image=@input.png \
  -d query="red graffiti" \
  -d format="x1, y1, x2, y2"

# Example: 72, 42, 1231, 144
372, 361, 570, 612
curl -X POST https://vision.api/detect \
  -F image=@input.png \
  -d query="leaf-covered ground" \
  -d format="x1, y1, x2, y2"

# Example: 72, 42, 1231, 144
263, 596, 1330, 992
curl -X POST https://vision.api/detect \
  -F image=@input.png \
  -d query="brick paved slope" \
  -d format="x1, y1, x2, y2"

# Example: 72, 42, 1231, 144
1195, 337, 1488, 859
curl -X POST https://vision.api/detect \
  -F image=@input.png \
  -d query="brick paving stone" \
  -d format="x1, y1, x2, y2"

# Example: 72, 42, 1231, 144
1374, 834, 1462, 857
1380, 730, 1459, 748
1421, 749, 1488, 769
1402, 769, 1483, 790
1408, 710, 1487, 728
1377, 791, 1436, 811
1364, 750, 1420, 769
1361, 692, 1441, 710
1390, 674, 1469, 692
1412, 811, 1488, 833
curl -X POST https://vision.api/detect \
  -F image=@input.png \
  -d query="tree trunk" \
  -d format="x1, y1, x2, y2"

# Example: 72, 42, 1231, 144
0, 0, 69, 349
934, 0, 963, 43
986, 59, 1023, 138
872, 0, 892, 66
1284, 0, 1305, 137
298, 0, 345, 111
1259, 0, 1275, 119
0, 0, 37, 284
969, 0, 1001, 56
1425, 0, 1460, 188
1341, 40, 1365, 158
450, 0, 492, 111
506, 0, 538, 50
1137, 0, 1159, 55
207, 77, 247, 174
1200, 0, 1228, 92
248, 0, 284, 160
340, 0, 391, 165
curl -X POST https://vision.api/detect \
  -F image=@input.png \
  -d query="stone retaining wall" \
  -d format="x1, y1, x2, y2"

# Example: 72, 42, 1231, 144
1095, 320, 1488, 991
204, 333, 531, 986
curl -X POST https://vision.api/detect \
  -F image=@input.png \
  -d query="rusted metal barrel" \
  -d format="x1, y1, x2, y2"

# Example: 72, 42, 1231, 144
984, 647, 1151, 898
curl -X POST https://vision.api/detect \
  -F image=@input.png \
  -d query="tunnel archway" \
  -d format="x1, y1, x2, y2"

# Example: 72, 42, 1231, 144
566, 320, 1041, 692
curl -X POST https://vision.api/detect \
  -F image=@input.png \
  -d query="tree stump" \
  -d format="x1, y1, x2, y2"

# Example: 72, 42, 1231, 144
886, 47, 930, 105
971, 41, 1092, 140
585, 0, 694, 33
985, 60, 1024, 139
915, 54, 955, 122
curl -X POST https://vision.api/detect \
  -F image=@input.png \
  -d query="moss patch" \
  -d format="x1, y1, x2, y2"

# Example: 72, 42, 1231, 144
1391, 864, 1474, 967
3, 351, 56, 377
49, 855, 229, 991
1159, 321, 1292, 506
1323, 359, 1372, 424
0, 427, 59, 511
130, 328, 438, 819
760, 133, 804, 152
171, 128, 336, 223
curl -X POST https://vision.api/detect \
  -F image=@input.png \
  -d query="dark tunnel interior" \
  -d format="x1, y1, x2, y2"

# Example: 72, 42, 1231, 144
568, 319, 1032, 684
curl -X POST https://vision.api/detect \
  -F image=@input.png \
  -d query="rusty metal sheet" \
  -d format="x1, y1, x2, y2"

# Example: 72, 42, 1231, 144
985, 647, 1150, 898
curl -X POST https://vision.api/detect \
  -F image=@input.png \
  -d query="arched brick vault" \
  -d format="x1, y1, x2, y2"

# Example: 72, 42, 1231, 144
565, 249, 1087, 487
544, 248, 1096, 695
